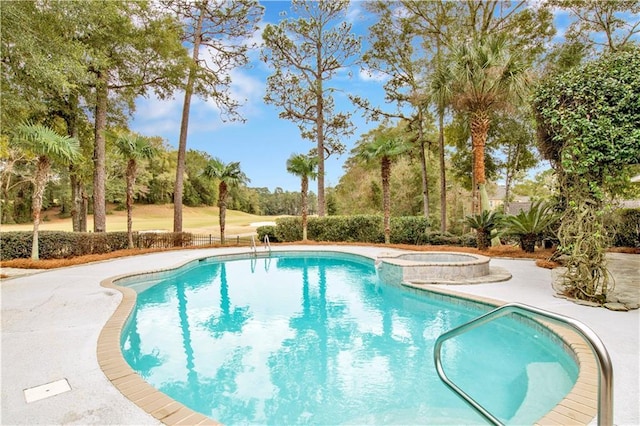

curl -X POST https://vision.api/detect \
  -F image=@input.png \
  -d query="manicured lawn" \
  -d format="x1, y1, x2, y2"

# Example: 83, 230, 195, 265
0, 204, 281, 236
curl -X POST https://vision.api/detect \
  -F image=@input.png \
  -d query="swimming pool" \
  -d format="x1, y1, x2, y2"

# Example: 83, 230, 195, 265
118, 251, 578, 425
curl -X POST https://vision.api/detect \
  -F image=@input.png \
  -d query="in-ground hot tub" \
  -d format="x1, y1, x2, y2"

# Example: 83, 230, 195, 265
376, 251, 510, 284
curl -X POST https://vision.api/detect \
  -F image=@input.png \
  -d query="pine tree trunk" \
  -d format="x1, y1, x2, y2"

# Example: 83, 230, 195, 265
417, 109, 429, 219
93, 71, 108, 232
174, 6, 204, 233
381, 157, 391, 244
70, 168, 82, 232
316, 67, 326, 217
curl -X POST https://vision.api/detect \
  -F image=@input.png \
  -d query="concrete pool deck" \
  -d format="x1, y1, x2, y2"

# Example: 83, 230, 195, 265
1, 246, 638, 425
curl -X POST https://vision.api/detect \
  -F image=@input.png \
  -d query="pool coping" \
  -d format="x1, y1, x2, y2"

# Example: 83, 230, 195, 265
97, 248, 598, 426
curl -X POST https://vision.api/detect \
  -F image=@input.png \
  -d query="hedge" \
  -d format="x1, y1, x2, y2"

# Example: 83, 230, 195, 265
0, 231, 215, 260
608, 208, 640, 248
272, 215, 429, 244
0, 231, 130, 260
256, 225, 279, 243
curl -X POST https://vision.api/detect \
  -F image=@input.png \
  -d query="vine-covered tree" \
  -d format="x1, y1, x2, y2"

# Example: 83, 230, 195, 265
261, 0, 361, 217
163, 0, 263, 233
11, 123, 80, 260
286, 153, 318, 241
202, 159, 250, 245
533, 47, 640, 302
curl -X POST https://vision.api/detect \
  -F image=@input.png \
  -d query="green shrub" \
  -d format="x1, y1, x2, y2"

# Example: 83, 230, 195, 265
307, 215, 383, 243
275, 217, 303, 242
390, 217, 430, 244
275, 215, 431, 245
1, 231, 132, 260
257, 226, 279, 243
609, 208, 640, 248
465, 211, 502, 251
0, 232, 32, 260
503, 201, 558, 253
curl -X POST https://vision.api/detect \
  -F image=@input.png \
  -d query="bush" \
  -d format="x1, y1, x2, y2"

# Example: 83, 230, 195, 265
608, 208, 640, 248
257, 225, 279, 243
503, 201, 558, 253
2, 231, 139, 260
275, 215, 431, 245
390, 217, 430, 244
465, 211, 502, 251
275, 217, 303, 242
308, 215, 384, 243
421, 231, 477, 247
0, 232, 32, 260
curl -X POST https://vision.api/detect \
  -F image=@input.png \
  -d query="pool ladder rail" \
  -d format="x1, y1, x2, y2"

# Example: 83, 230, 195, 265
433, 302, 613, 426
250, 235, 272, 257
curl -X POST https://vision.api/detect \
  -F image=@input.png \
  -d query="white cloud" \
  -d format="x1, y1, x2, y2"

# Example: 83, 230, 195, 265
359, 68, 388, 83
345, 3, 363, 25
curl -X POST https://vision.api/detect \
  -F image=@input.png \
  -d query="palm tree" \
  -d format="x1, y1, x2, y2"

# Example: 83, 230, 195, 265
12, 123, 80, 260
431, 34, 529, 214
202, 158, 249, 245
111, 131, 158, 248
286, 153, 318, 241
356, 127, 410, 244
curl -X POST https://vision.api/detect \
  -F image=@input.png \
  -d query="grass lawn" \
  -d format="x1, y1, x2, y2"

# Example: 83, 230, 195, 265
0, 204, 282, 236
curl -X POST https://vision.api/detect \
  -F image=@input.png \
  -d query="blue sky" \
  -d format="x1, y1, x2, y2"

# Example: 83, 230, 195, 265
129, 1, 585, 192
131, 1, 386, 192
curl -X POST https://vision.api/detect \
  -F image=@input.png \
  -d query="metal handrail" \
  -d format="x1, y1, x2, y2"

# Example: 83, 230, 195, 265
433, 302, 613, 426
250, 235, 257, 256
264, 235, 271, 253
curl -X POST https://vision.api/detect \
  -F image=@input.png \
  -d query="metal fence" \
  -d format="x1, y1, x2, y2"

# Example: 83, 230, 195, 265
135, 232, 256, 249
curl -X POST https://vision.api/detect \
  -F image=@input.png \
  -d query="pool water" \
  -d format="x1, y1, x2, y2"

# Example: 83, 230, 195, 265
120, 252, 578, 425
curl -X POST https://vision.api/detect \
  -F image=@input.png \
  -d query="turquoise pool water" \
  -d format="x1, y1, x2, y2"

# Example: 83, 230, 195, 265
120, 251, 578, 425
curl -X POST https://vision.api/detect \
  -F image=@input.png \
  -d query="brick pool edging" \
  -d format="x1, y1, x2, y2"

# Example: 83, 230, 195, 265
404, 283, 598, 425
98, 250, 599, 426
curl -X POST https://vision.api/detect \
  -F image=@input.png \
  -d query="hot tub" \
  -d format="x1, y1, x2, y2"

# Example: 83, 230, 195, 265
376, 251, 509, 284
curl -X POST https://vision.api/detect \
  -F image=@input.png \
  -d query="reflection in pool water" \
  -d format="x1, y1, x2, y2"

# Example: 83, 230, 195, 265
120, 252, 578, 425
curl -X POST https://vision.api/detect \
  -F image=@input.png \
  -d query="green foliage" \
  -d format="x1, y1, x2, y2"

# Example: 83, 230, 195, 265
0, 231, 206, 260
389, 216, 430, 244
423, 231, 477, 248
533, 48, 640, 302
306, 215, 384, 243
274, 217, 304, 242
256, 226, 279, 243
465, 210, 502, 250
607, 208, 640, 248
261, 0, 360, 215
503, 202, 558, 252
274, 215, 432, 244
534, 47, 640, 197
547, 0, 640, 54
0, 231, 129, 260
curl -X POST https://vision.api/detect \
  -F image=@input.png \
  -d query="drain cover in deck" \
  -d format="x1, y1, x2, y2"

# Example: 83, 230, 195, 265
24, 379, 71, 403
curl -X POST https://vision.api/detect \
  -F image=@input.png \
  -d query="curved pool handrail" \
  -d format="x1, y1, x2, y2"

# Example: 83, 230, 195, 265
433, 302, 613, 426
264, 234, 271, 253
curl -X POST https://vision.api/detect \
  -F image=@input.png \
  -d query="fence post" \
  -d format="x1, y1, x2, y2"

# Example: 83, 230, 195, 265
237, 235, 240, 245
